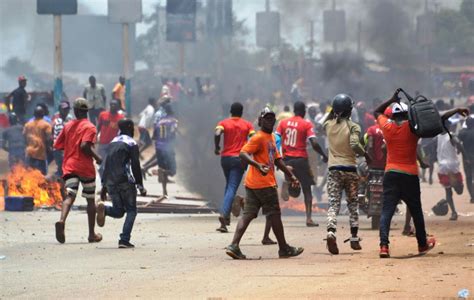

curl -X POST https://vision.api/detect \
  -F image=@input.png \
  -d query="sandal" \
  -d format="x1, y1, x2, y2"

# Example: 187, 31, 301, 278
279, 245, 304, 258
55, 221, 65, 244
88, 233, 103, 243
261, 238, 277, 245
96, 202, 106, 227
225, 244, 246, 259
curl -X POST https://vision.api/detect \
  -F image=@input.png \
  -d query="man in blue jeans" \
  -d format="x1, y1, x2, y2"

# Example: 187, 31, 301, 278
214, 102, 255, 233
96, 119, 147, 248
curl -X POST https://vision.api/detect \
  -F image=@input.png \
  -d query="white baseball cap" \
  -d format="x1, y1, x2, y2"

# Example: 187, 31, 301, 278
392, 102, 408, 114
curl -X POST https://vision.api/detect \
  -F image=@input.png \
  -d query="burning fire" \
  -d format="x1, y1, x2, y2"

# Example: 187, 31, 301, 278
4, 164, 62, 207
280, 197, 327, 213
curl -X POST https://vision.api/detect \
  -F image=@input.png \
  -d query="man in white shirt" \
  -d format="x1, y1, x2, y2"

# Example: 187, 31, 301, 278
138, 97, 157, 153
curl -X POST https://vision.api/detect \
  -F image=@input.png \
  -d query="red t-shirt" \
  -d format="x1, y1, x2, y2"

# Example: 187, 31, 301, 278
364, 113, 376, 129
276, 116, 315, 158
366, 124, 386, 169
377, 115, 419, 175
97, 111, 124, 144
216, 117, 255, 157
54, 118, 97, 178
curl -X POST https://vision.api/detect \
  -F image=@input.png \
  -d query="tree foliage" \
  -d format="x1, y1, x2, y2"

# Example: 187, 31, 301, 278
433, 0, 474, 57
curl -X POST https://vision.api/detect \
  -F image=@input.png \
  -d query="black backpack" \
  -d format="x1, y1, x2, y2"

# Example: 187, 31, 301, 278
432, 199, 448, 216
399, 89, 445, 138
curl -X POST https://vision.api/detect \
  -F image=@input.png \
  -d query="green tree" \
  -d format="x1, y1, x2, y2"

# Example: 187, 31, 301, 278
434, 6, 474, 57
461, 0, 474, 24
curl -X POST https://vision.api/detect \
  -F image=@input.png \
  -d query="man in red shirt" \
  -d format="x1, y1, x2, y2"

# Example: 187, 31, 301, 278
374, 89, 467, 258
366, 124, 386, 170
54, 98, 103, 244
214, 102, 255, 233
356, 101, 376, 134
276, 101, 328, 227
97, 99, 124, 178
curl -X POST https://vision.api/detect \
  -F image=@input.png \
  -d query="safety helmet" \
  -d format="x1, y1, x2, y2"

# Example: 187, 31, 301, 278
391, 102, 408, 115
288, 184, 301, 198
432, 199, 448, 216
258, 106, 276, 126
332, 94, 353, 115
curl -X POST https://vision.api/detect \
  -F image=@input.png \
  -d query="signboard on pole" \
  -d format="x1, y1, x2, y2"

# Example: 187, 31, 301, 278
108, 0, 143, 24
166, 0, 197, 42
256, 11, 280, 48
37, 0, 77, 15
323, 10, 346, 43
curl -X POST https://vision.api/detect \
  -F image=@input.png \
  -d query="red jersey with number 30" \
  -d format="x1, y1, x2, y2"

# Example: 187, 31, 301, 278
276, 116, 316, 158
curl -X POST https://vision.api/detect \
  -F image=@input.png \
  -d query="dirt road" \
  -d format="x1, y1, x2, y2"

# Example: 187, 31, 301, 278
1, 180, 473, 299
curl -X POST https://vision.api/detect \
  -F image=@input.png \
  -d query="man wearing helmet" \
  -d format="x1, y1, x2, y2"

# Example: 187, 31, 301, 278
225, 107, 304, 259
323, 94, 368, 255
374, 89, 468, 258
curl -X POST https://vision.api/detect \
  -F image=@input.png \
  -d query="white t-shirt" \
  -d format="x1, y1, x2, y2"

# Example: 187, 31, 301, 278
437, 133, 460, 174
138, 104, 155, 129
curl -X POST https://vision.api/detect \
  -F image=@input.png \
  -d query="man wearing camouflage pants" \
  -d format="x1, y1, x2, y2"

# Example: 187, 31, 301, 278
323, 94, 369, 255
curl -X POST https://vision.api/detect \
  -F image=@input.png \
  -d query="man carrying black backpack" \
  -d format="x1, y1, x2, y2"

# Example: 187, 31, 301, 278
374, 89, 469, 258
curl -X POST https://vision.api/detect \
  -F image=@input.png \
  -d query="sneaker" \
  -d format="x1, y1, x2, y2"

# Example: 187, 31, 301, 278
418, 237, 436, 255
96, 201, 106, 227
379, 245, 390, 258
118, 240, 135, 248
449, 212, 458, 221
326, 232, 339, 255
225, 244, 246, 259
350, 237, 362, 250
278, 245, 304, 258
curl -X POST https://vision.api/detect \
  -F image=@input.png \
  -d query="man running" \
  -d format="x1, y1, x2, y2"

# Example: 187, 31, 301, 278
276, 101, 328, 227
97, 119, 147, 248
436, 120, 465, 221
225, 107, 304, 259
54, 98, 102, 244
214, 102, 255, 232
154, 104, 178, 196
458, 117, 474, 203
374, 89, 468, 258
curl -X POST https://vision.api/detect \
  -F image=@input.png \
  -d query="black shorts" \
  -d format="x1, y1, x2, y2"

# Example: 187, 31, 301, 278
243, 187, 281, 218
283, 156, 315, 187
156, 148, 176, 176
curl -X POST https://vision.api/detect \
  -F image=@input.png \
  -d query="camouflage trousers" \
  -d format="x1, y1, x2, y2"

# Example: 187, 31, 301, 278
327, 170, 360, 232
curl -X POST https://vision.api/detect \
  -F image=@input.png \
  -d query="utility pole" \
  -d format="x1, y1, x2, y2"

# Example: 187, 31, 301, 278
309, 20, 314, 59
122, 23, 131, 116
357, 21, 361, 56
53, 15, 62, 108
332, 0, 337, 52
265, 0, 271, 80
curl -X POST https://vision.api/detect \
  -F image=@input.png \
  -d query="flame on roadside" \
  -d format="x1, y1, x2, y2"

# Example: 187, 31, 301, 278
280, 197, 327, 213
4, 164, 62, 207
